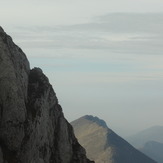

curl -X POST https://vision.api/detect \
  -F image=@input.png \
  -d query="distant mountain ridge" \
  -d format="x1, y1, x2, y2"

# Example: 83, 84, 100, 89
71, 115, 156, 163
140, 141, 163, 163
126, 126, 163, 163
126, 125, 163, 148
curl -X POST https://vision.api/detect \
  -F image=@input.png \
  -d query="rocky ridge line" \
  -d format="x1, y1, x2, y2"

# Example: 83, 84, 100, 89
0, 27, 94, 163
71, 115, 157, 163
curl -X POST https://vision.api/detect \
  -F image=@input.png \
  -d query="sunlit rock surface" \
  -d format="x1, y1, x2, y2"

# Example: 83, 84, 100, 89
71, 115, 157, 163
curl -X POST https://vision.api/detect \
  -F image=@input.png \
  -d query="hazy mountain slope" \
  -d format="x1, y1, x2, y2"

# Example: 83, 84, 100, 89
71, 115, 156, 163
126, 126, 163, 148
139, 141, 163, 163
0, 26, 94, 163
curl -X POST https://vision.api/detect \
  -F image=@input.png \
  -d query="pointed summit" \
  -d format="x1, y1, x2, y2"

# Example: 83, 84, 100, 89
71, 115, 157, 163
79, 115, 108, 128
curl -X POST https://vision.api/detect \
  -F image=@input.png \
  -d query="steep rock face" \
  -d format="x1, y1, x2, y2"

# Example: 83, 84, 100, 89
0, 26, 30, 152
71, 115, 157, 163
0, 27, 94, 163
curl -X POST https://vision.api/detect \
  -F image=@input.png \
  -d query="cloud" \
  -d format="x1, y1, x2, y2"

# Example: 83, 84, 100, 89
8, 13, 162, 61
8, 13, 163, 81
3, 11, 163, 136
4, 13, 162, 82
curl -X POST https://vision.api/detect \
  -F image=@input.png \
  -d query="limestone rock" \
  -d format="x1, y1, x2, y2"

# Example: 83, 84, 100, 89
71, 115, 157, 163
0, 27, 94, 163
0, 26, 30, 152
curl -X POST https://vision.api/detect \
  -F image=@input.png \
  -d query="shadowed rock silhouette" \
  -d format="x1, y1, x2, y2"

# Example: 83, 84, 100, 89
0, 26, 94, 163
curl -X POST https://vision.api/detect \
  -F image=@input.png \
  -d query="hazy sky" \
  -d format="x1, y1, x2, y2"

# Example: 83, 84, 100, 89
1, 0, 163, 137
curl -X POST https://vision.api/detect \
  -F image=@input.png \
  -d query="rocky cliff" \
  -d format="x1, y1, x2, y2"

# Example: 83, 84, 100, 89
71, 115, 157, 163
0, 27, 94, 163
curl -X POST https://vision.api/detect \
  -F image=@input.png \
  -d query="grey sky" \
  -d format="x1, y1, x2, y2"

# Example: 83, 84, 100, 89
1, 0, 163, 136
1, 0, 163, 26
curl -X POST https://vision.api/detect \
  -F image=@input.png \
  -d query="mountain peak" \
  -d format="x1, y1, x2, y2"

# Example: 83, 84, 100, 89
71, 116, 157, 163
83, 115, 108, 128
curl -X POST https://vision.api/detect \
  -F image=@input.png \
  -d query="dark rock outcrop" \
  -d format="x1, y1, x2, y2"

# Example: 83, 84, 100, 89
71, 115, 157, 163
0, 27, 94, 163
